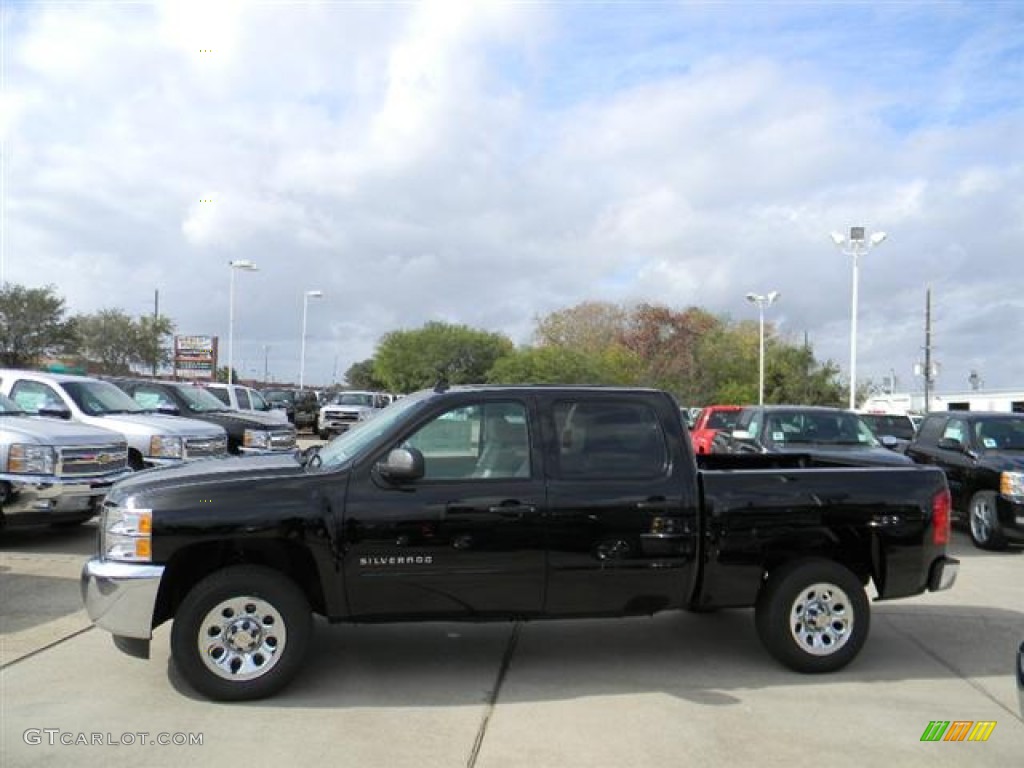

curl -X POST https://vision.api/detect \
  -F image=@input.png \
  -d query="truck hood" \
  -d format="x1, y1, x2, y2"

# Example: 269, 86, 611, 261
107, 453, 306, 502
976, 450, 1024, 472
88, 413, 226, 437
192, 411, 294, 430
1, 415, 125, 445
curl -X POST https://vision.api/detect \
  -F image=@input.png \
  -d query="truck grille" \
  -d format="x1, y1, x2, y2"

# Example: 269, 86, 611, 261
270, 428, 297, 450
57, 443, 130, 477
325, 410, 360, 423
185, 435, 228, 458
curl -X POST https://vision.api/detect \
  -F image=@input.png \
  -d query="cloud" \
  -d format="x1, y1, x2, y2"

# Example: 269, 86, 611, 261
3, 1, 1022, 394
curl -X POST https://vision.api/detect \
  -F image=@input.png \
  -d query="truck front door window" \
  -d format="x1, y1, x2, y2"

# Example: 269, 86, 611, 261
407, 402, 530, 480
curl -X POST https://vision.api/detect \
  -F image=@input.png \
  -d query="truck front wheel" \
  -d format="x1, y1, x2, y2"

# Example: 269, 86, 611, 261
170, 565, 311, 701
755, 559, 869, 674
968, 491, 1007, 550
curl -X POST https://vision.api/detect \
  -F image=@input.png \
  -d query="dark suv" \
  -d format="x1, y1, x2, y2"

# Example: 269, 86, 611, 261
905, 411, 1024, 550
262, 388, 319, 431
111, 379, 297, 455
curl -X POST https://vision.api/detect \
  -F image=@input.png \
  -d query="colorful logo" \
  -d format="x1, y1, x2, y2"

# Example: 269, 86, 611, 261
920, 721, 996, 742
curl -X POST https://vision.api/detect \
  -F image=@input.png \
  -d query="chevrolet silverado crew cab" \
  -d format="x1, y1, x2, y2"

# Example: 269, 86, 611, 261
1, 392, 131, 528
0, 370, 228, 469
110, 378, 297, 456
82, 385, 957, 701
905, 411, 1024, 550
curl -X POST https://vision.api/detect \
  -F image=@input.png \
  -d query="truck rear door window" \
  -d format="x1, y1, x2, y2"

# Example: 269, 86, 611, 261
554, 400, 668, 479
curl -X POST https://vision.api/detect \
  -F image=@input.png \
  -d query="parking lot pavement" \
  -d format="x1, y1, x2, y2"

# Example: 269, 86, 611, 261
2, 530, 1022, 767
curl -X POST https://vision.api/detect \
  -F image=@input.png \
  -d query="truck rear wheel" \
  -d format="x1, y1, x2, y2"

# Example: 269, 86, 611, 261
968, 491, 1007, 551
170, 565, 311, 701
755, 559, 868, 673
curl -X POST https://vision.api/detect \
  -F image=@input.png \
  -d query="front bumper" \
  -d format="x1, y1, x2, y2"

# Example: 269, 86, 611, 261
81, 558, 165, 642
995, 496, 1024, 544
0, 470, 132, 518
927, 555, 959, 592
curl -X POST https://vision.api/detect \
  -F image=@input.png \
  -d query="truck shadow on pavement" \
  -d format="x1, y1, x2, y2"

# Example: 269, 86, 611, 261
166, 601, 1024, 712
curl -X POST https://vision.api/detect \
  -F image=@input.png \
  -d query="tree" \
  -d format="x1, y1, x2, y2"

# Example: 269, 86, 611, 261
0, 283, 76, 367
137, 315, 176, 375
487, 345, 641, 385
374, 322, 515, 393
345, 359, 386, 390
76, 310, 142, 375
533, 301, 628, 354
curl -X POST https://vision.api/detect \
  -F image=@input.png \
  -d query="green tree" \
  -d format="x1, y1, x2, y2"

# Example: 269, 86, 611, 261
345, 359, 386, 390
76, 310, 140, 375
533, 301, 628, 353
374, 322, 515, 393
487, 345, 641, 385
137, 315, 176, 375
0, 283, 76, 367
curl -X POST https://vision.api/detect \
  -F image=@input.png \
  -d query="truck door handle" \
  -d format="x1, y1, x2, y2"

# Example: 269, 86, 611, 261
636, 498, 672, 512
487, 502, 536, 519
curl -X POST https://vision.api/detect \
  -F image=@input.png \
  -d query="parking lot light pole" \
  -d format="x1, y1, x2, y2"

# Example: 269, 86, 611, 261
745, 291, 780, 406
299, 290, 323, 391
830, 228, 887, 410
227, 260, 258, 386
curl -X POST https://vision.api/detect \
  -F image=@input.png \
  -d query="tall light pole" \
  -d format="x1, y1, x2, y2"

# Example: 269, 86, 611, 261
299, 289, 323, 390
830, 227, 887, 409
227, 259, 258, 385
746, 291, 780, 405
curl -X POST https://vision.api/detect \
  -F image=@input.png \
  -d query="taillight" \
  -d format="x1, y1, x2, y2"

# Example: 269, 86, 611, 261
932, 488, 951, 546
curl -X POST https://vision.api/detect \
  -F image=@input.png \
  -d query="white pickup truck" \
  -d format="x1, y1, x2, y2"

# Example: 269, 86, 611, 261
0, 391, 131, 528
0, 370, 228, 470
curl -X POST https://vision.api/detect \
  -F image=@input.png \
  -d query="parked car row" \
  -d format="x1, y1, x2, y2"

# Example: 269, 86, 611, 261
692, 401, 1024, 551
0, 369, 298, 530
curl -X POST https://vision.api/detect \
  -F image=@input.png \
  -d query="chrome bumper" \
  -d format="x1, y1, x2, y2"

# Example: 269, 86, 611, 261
0, 470, 131, 516
81, 558, 165, 640
927, 556, 959, 592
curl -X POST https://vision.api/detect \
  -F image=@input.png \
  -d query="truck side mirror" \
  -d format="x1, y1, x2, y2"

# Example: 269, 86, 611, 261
156, 404, 181, 416
937, 437, 965, 452
377, 447, 425, 483
38, 404, 72, 420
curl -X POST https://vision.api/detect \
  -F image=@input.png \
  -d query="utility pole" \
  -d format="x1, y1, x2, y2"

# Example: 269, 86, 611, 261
153, 289, 160, 377
923, 288, 932, 412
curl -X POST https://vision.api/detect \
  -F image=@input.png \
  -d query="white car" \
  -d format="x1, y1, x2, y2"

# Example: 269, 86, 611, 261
0, 369, 227, 469
317, 391, 391, 439
203, 383, 289, 424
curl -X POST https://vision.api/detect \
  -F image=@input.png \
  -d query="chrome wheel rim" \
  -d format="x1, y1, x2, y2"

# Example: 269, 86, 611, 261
197, 596, 287, 682
970, 497, 993, 543
788, 582, 854, 656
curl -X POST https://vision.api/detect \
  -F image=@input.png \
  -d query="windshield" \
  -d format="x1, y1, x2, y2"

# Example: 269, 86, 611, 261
329, 392, 376, 407
62, 381, 145, 416
172, 384, 232, 413
0, 392, 27, 415
860, 414, 915, 440
263, 390, 294, 404
705, 409, 741, 430
316, 391, 429, 469
973, 418, 1024, 451
763, 410, 880, 448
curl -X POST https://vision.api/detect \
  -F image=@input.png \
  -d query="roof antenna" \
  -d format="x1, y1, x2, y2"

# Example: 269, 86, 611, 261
433, 366, 449, 393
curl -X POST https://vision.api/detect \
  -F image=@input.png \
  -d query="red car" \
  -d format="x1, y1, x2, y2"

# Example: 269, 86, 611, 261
689, 405, 743, 454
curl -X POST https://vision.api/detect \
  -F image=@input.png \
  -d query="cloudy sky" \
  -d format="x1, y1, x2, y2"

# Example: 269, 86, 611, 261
3, 0, 1022, 395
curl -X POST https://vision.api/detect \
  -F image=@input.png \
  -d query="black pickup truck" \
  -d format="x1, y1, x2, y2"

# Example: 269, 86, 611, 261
81, 385, 958, 701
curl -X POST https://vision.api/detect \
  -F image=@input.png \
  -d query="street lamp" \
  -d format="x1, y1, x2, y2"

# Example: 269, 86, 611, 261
227, 259, 258, 385
299, 289, 323, 391
746, 291, 780, 406
830, 227, 887, 409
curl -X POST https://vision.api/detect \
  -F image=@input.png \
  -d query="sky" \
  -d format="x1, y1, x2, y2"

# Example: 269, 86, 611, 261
2, 0, 1023, 395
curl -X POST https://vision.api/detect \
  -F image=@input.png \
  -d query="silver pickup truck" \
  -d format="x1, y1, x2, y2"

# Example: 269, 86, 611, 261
1, 392, 131, 527
0, 370, 228, 469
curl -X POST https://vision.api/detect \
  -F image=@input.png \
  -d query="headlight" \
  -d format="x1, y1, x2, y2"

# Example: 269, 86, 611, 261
7, 444, 56, 474
1000, 471, 1024, 502
243, 429, 271, 449
149, 435, 183, 459
102, 502, 152, 562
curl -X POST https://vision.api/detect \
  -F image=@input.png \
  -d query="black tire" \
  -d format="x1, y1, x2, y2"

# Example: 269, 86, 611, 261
170, 565, 311, 701
968, 491, 1007, 551
318, 429, 330, 441
755, 559, 869, 674
128, 451, 146, 471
